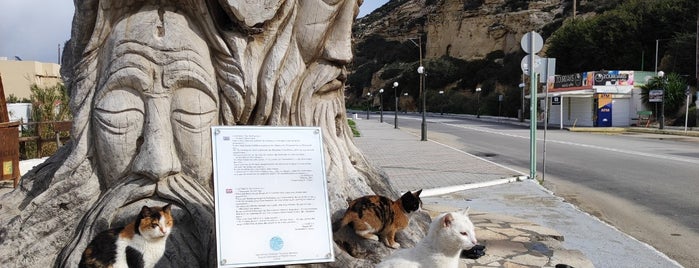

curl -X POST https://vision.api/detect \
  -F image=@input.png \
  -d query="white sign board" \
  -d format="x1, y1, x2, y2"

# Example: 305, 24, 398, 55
649, 89, 663, 103
212, 126, 334, 267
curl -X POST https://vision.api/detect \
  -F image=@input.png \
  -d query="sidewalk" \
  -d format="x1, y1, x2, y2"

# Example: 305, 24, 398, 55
352, 118, 683, 268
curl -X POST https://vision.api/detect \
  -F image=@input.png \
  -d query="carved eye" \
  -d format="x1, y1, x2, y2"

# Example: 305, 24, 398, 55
94, 89, 144, 133
171, 87, 217, 132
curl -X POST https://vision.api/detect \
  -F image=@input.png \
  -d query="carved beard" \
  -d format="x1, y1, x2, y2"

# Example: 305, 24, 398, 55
59, 172, 216, 267
293, 60, 345, 127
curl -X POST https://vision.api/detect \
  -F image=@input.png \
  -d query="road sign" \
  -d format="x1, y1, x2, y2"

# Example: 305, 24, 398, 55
520, 55, 542, 76
521, 32, 543, 54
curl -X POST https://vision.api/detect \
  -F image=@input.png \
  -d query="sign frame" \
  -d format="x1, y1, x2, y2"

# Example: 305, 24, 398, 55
211, 126, 334, 267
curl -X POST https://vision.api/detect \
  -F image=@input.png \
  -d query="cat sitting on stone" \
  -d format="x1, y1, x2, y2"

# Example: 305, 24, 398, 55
334, 190, 422, 248
376, 209, 478, 268
79, 204, 173, 268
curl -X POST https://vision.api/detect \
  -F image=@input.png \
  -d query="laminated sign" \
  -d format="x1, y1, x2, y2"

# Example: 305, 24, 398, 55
211, 126, 334, 267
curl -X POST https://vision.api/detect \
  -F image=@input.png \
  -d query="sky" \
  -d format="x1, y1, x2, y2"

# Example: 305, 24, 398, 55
0, 0, 387, 64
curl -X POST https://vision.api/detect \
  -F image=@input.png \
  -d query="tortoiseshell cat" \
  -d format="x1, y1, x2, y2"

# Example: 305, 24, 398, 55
79, 204, 173, 268
336, 190, 422, 248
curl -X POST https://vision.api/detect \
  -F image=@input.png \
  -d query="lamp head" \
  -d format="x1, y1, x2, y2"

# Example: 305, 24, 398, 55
476, 87, 482, 92
417, 66, 424, 74
658, 71, 665, 77
379, 88, 384, 93
393, 81, 399, 87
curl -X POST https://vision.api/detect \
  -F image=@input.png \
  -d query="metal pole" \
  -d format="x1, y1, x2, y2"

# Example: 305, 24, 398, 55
529, 31, 538, 181
366, 93, 371, 119
422, 72, 427, 141
542, 83, 549, 182
394, 84, 399, 129
660, 77, 665, 130
521, 75, 525, 122
476, 90, 481, 118
560, 96, 563, 130
655, 39, 659, 74
379, 91, 383, 123
685, 88, 690, 133
419, 35, 427, 141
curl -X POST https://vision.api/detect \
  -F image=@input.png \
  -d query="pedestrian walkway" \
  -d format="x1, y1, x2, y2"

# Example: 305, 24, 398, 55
352, 118, 683, 268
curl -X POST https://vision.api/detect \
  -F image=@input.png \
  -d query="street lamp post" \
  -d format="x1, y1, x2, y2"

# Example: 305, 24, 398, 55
393, 82, 399, 128
418, 65, 427, 141
403, 92, 408, 114
366, 92, 371, 119
379, 88, 384, 123
476, 87, 482, 118
658, 71, 665, 129
439, 90, 444, 115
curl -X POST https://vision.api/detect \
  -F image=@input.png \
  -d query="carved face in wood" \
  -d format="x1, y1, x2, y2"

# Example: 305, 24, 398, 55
93, 7, 217, 188
296, 0, 360, 64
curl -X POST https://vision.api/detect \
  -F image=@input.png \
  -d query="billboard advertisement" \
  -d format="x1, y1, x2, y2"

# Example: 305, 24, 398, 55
593, 70, 634, 86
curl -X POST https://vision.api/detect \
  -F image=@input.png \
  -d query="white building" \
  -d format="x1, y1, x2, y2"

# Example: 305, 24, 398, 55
545, 70, 656, 127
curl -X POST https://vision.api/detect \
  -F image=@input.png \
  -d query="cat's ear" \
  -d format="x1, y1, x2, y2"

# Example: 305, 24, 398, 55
140, 206, 152, 216
163, 204, 172, 213
443, 213, 455, 227
414, 189, 422, 197
462, 207, 470, 214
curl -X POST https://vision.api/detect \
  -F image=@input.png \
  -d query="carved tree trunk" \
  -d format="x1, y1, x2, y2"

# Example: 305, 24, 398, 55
0, 1, 428, 267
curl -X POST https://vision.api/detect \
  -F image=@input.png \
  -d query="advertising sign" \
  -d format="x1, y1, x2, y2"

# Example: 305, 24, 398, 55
593, 71, 633, 86
553, 73, 583, 89
212, 126, 334, 267
596, 94, 613, 127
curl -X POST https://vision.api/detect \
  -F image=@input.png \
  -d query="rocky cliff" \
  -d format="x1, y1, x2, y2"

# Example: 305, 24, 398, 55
354, 0, 566, 62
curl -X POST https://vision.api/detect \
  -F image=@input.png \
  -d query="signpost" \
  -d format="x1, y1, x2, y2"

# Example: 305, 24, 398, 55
212, 126, 334, 267
521, 31, 543, 180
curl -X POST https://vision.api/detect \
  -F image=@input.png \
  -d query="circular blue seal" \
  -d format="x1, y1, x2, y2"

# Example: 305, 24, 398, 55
269, 236, 284, 251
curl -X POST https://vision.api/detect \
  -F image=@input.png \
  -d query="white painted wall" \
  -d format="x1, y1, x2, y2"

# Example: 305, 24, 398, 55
611, 98, 630, 127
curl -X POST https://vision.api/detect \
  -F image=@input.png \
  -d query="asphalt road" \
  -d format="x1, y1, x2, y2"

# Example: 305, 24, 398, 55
380, 112, 699, 267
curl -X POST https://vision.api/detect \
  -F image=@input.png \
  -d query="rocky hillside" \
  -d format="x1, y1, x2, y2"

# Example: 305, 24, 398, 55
348, 0, 572, 115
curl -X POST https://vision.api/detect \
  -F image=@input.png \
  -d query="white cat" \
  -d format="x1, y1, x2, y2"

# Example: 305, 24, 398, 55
376, 209, 477, 268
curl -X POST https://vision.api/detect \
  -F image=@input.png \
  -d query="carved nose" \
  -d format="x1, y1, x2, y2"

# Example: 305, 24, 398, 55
132, 98, 181, 181
321, 0, 354, 64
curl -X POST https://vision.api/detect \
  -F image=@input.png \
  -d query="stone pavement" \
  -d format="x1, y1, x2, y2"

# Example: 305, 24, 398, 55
352, 118, 683, 268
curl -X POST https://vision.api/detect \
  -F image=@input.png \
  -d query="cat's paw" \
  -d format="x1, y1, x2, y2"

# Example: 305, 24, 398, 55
388, 242, 401, 249
364, 234, 379, 241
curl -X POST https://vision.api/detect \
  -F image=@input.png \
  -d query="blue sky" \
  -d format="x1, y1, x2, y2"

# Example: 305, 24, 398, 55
358, 0, 389, 18
0, 0, 387, 63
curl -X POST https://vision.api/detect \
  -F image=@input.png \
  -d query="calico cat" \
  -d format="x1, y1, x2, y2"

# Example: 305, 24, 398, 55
79, 204, 173, 268
376, 209, 478, 268
335, 190, 422, 248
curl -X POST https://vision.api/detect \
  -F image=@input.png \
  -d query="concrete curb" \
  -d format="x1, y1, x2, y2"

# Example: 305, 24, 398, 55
421, 176, 527, 197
